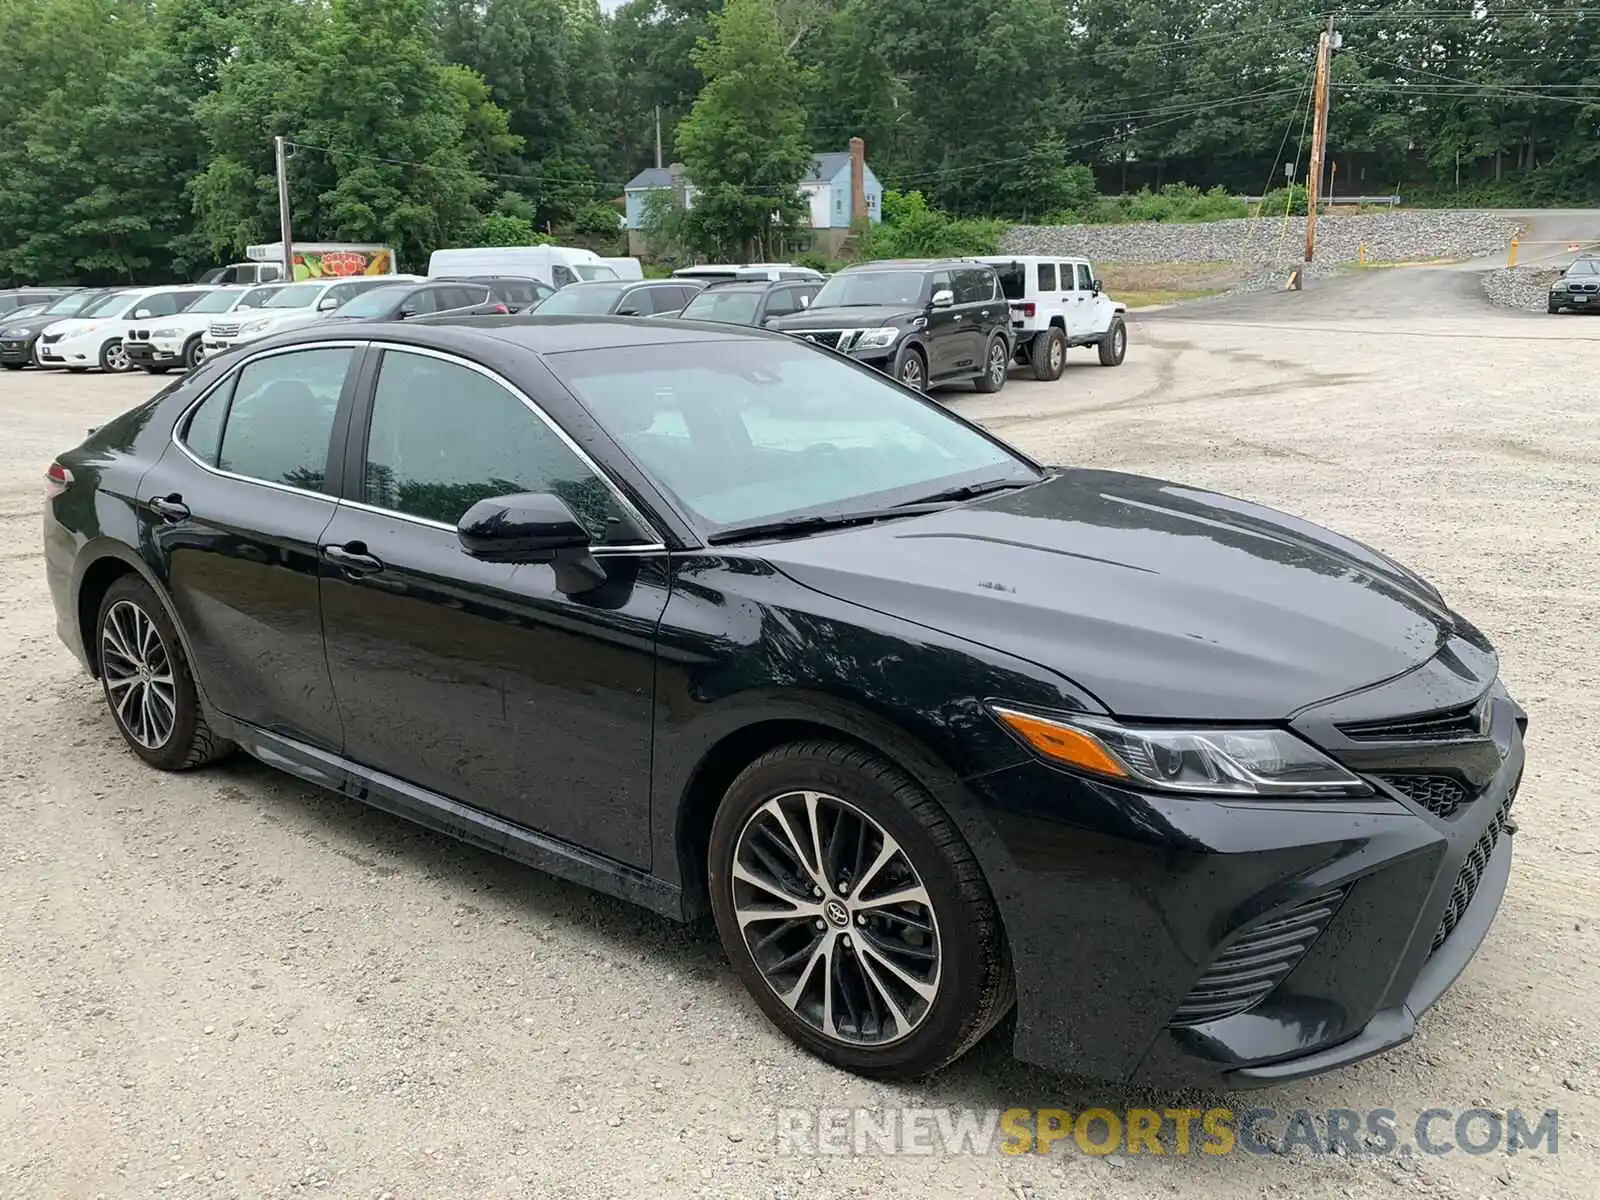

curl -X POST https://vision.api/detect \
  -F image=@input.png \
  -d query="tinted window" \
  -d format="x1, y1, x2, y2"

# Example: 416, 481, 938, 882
490, 280, 542, 307
548, 339, 1035, 531
1062, 264, 1079, 291
538, 283, 629, 315
361, 351, 637, 542
208, 348, 352, 491
762, 287, 806, 319
681, 287, 763, 325
181, 383, 231, 466
952, 269, 995, 305
1037, 263, 1057, 291
1077, 264, 1094, 290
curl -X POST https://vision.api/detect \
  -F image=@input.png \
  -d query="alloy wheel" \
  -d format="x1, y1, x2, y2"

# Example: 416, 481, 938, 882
1049, 337, 1065, 373
730, 790, 942, 1046
1114, 325, 1126, 358
899, 356, 924, 391
103, 341, 130, 372
987, 342, 1007, 387
100, 600, 177, 749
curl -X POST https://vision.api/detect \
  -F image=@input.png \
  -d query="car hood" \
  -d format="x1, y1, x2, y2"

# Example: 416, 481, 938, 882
769, 304, 922, 331
2, 312, 69, 336
757, 469, 1467, 721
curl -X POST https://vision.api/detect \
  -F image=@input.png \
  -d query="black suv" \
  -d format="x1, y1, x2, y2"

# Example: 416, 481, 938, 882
767, 259, 1011, 393
672, 277, 822, 328
1549, 257, 1600, 314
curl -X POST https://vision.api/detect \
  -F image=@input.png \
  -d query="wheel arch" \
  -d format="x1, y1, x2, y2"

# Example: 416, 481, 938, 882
670, 704, 967, 919
73, 543, 200, 690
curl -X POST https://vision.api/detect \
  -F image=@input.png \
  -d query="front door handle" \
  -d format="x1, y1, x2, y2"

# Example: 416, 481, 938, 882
323, 542, 383, 575
148, 494, 189, 522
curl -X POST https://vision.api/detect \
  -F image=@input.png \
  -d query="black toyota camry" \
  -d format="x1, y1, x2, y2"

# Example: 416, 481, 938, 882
43, 315, 1525, 1087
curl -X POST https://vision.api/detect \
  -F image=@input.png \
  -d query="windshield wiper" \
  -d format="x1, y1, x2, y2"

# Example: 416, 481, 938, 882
707, 504, 947, 545
894, 478, 1038, 507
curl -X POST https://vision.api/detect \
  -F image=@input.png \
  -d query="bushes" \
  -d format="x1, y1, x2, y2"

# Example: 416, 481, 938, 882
854, 189, 1007, 259
1254, 184, 1308, 216
1047, 184, 1249, 225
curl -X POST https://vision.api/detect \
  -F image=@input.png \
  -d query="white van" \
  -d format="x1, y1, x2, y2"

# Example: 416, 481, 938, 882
426, 245, 619, 289
599, 256, 644, 281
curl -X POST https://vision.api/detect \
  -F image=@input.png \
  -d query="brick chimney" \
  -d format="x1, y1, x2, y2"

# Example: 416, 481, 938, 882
849, 137, 867, 223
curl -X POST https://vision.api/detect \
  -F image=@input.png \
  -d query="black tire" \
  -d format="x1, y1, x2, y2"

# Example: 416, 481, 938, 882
141, 365, 171, 375
1548, 302, 1563, 314
893, 344, 927, 392
98, 338, 131, 373
707, 740, 1013, 1079
973, 335, 1009, 393
1, 362, 23, 371
95, 574, 232, 771
1031, 328, 1066, 381
183, 336, 204, 370
1097, 317, 1127, 367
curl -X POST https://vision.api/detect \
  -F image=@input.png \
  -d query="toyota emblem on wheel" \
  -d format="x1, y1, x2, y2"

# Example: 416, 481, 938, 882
823, 898, 850, 927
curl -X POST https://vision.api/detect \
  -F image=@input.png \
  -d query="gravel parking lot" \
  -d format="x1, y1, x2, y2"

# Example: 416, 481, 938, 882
2, 273, 1597, 1200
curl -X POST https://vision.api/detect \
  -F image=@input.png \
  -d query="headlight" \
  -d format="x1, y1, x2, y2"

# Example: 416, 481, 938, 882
239, 318, 272, 335
0, 327, 28, 338
990, 707, 1371, 798
855, 327, 900, 349
150, 327, 181, 338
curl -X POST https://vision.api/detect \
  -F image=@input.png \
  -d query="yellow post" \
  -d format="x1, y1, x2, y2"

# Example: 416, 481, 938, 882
1358, 243, 1367, 265
1508, 237, 1519, 267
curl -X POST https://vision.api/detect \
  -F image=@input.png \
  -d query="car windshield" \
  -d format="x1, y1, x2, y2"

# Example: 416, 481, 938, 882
190, 289, 246, 314
234, 286, 279, 310
811, 270, 928, 308
680, 288, 763, 325
77, 292, 130, 318
547, 339, 1038, 532
1565, 260, 1600, 276
323, 279, 390, 307
537, 283, 629, 314
332, 285, 411, 318
571, 264, 619, 281
39, 292, 96, 316
260, 283, 324, 309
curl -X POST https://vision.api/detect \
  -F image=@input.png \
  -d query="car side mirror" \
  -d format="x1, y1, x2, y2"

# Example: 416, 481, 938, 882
616, 306, 641, 316
317, 296, 338, 311
398, 305, 416, 319
133, 308, 152, 319
1091, 279, 1102, 295
930, 289, 954, 309
456, 492, 605, 594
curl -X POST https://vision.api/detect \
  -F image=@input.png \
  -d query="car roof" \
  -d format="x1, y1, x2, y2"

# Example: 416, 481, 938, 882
836, 258, 986, 273
702, 279, 783, 292
259, 313, 769, 357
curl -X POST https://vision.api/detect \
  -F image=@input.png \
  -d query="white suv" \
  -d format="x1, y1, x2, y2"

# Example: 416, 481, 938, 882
204, 276, 422, 355
124, 285, 261, 373
977, 256, 1127, 380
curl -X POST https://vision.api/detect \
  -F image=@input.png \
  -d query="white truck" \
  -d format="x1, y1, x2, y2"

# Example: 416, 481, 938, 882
426, 245, 619, 289
977, 255, 1127, 380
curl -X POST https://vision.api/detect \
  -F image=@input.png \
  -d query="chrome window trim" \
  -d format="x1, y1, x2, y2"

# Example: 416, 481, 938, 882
169, 340, 367, 502
359, 341, 667, 551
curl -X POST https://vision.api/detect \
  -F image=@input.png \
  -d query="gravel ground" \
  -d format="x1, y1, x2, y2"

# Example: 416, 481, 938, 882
2, 272, 1598, 1200
1483, 265, 1564, 312
1002, 210, 1523, 265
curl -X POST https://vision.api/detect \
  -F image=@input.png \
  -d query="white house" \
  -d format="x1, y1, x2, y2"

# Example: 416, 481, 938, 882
624, 139, 883, 257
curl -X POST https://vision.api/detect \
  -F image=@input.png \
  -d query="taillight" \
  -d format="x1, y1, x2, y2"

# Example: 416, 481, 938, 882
1020, 302, 1036, 318
45, 462, 72, 498
493, 302, 510, 314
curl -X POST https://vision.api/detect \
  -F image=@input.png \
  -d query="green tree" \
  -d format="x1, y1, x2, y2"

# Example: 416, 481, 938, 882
673, 0, 812, 259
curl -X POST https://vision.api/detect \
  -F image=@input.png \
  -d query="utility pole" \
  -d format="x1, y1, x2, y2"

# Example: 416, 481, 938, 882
274, 135, 295, 282
654, 107, 663, 170
1304, 16, 1336, 264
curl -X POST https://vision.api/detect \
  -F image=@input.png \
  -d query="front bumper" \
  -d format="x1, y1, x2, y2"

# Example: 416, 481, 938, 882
946, 654, 1524, 1088
1550, 290, 1596, 308
0, 334, 38, 364
125, 339, 185, 368
37, 332, 101, 367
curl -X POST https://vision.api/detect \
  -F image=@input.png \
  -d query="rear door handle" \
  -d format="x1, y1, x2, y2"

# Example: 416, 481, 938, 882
147, 494, 189, 522
323, 542, 383, 575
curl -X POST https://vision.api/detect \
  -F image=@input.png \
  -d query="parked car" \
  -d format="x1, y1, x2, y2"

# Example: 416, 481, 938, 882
7, 289, 126, 369
44, 315, 1526, 1088
203, 276, 423, 356
431, 275, 554, 313
0, 286, 80, 317
38, 286, 213, 373
124, 286, 259, 373
1547, 257, 1600, 313
767, 258, 1012, 394
322, 280, 509, 322
426, 245, 620, 289
670, 263, 824, 284
673, 278, 822, 328
977, 255, 1128, 378
533, 278, 705, 317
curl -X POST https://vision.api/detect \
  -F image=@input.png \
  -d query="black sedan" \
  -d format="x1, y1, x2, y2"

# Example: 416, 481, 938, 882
534, 279, 704, 318
325, 280, 510, 322
1, 288, 119, 369
44, 316, 1525, 1086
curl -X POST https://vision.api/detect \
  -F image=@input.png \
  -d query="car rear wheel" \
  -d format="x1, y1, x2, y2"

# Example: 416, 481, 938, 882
1097, 317, 1127, 367
1031, 328, 1066, 381
184, 337, 204, 370
707, 741, 1013, 1079
893, 345, 927, 392
1, 362, 22, 371
96, 575, 231, 771
141, 365, 171, 375
99, 339, 130, 373
973, 335, 1008, 393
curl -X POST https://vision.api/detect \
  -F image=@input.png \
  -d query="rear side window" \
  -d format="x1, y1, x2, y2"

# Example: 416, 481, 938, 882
1062, 264, 1079, 291
1037, 263, 1057, 292
181, 347, 353, 493
952, 268, 996, 305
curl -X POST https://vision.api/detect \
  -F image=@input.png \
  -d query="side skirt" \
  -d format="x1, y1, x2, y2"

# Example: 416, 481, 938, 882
222, 720, 689, 922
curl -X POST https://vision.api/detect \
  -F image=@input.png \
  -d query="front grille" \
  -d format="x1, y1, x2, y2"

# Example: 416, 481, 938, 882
1170, 888, 1348, 1025
130, 329, 150, 340
1431, 784, 1516, 952
1567, 281, 1599, 294
1339, 699, 1485, 743
797, 330, 846, 350
1377, 774, 1470, 819
210, 321, 241, 338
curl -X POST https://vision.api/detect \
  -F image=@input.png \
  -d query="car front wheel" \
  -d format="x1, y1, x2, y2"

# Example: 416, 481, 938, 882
893, 345, 927, 392
99, 339, 131, 373
708, 741, 1013, 1078
1097, 317, 1127, 366
95, 574, 231, 770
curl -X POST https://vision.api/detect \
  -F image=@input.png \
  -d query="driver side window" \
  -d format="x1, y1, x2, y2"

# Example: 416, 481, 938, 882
360, 350, 644, 544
